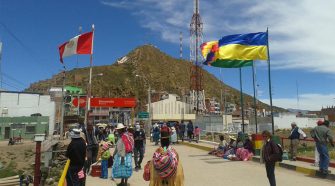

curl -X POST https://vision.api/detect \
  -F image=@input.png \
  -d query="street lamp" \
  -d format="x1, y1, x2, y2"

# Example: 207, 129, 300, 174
135, 74, 152, 128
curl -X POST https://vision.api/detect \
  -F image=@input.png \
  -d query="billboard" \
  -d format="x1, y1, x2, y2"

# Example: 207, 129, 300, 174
72, 97, 136, 108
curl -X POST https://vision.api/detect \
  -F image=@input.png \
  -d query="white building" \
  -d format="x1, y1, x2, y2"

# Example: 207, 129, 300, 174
151, 94, 196, 121
274, 112, 323, 129
0, 91, 56, 134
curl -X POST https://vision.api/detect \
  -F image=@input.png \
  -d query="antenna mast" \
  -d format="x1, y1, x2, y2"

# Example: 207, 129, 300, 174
190, 0, 205, 114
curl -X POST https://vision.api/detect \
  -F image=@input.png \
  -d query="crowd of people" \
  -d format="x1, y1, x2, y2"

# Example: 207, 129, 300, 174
65, 120, 184, 186
64, 118, 334, 186
151, 120, 201, 145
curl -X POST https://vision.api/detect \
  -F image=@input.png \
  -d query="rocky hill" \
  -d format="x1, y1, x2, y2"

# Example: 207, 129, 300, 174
26, 45, 285, 113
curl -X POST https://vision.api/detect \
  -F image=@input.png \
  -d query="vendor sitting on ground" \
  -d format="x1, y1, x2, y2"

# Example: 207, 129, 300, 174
235, 136, 254, 161
208, 135, 228, 156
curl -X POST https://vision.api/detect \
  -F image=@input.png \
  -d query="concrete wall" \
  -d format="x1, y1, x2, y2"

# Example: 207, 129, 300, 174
0, 92, 55, 135
274, 113, 323, 129
195, 115, 233, 133
152, 114, 196, 121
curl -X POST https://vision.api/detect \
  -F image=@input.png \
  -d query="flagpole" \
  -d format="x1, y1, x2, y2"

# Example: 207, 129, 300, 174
0, 42, 2, 89
239, 67, 245, 133
60, 67, 66, 139
77, 26, 82, 116
84, 24, 95, 128
252, 62, 258, 133
266, 27, 275, 134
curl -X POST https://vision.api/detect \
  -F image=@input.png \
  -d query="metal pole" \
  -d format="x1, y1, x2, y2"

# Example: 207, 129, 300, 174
239, 68, 245, 133
252, 62, 258, 133
60, 71, 65, 139
77, 26, 82, 116
85, 24, 95, 128
77, 94, 80, 116
34, 141, 42, 186
266, 28, 275, 134
0, 42, 2, 89
148, 84, 152, 128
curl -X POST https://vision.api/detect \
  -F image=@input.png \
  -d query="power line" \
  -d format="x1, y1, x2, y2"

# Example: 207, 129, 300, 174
1, 81, 21, 91
3, 72, 27, 87
0, 22, 54, 74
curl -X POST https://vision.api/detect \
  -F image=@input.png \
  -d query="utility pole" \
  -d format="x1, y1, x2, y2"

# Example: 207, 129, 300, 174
60, 70, 65, 139
148, 85, 152, 128
0, 42, 3, 89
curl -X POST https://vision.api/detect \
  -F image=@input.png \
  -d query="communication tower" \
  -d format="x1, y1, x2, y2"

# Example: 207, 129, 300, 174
190, 0, 205, 114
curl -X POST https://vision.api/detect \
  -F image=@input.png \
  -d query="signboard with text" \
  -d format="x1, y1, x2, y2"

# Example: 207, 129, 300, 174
72, 97, 136, 108
138, 112, 149, 118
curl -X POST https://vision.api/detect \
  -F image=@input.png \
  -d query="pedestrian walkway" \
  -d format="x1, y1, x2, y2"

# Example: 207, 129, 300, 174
181, 140, 335, 181
86, 141, 334, 186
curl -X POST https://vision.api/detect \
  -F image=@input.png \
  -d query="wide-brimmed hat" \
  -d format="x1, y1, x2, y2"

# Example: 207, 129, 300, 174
229, 135, 236, 141
70, 128, 81, 139
116, 123, 125, 130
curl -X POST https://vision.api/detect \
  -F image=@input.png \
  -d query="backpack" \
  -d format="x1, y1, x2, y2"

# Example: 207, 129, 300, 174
122, 133, 134, 153
276, 144, 283, 162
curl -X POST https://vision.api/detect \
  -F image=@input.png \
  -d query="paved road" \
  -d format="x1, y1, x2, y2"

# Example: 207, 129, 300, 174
86, 142, 334, 186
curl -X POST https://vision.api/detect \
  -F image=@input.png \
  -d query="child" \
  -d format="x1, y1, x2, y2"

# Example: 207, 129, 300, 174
100, 143, 110, 179
194, 126, 201, 143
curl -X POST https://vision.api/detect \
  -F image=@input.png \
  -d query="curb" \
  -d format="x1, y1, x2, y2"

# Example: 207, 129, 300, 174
296, 157, 335, 168
180, 141, 335, 181
252, 156, 335, 181
179, 141, 213, 152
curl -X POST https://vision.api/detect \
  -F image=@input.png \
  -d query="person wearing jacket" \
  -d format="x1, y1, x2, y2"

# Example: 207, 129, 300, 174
311, 120, 334, 176
262, 130, 280, 186
288, 122, 306, 161
134, 124, 146, 169
186, 121, 194, 142
66, 129, 87, 186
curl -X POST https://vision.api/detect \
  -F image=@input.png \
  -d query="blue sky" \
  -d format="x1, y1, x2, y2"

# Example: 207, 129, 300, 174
0, 0, 335, 110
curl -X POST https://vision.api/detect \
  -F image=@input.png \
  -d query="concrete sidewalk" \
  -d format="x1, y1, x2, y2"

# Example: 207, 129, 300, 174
180, 140, 335, 181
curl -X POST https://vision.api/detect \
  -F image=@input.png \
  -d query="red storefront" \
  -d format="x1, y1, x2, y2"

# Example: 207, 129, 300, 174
72, 97, 136, 125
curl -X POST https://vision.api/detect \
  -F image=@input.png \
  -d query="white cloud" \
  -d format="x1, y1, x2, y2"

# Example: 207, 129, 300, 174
101, 0, 135, 9
101, 0, 335, 73
261, 93, 335, 111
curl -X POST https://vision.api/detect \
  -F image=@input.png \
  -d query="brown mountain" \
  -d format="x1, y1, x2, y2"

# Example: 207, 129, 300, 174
26, 45, 285, 113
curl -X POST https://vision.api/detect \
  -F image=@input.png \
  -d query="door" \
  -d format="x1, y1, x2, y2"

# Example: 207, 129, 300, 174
5, 127, 10, 139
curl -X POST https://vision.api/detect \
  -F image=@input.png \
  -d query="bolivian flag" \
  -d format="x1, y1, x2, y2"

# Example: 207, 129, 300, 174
201, 32, 267, 68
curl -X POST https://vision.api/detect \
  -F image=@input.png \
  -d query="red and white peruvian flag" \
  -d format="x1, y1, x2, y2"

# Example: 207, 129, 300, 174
58, 31, 93, 63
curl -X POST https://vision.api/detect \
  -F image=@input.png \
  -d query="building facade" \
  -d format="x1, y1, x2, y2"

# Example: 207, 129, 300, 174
151, 94, 196, 121
0, 116, 49, 140
0, 91, 55, 135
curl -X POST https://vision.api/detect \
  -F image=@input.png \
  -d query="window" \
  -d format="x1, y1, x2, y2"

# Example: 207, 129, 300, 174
26, 126, 36, 133
11, 123, 25, 129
